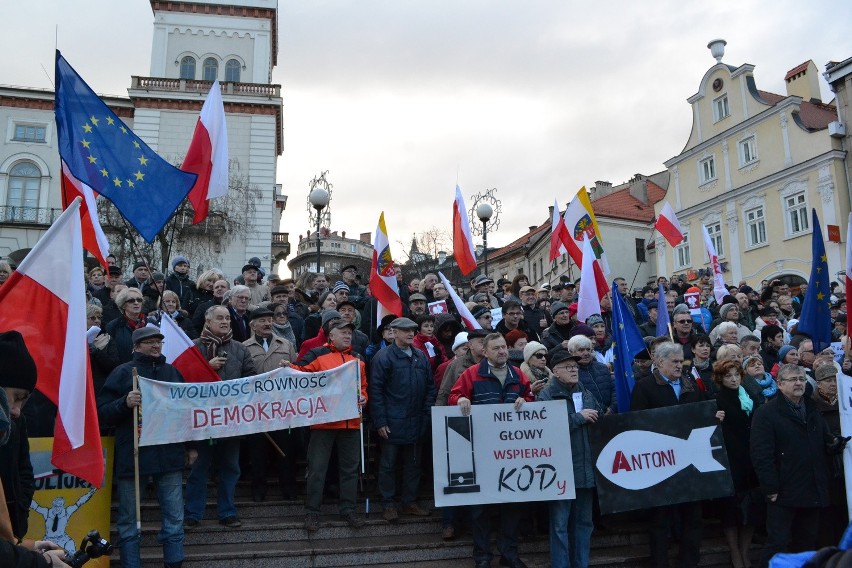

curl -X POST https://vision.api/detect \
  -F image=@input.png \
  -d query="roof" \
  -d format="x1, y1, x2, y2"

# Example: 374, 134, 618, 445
487, 221, 549, 261
784, 61, 812, 81
591, 179, 667, 223
755, 89, 835, 131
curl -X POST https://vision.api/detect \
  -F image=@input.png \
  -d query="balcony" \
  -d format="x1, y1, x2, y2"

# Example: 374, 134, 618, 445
272, 232, 290, 263
0, 206, 62, 228
274, 184, 288, 210
131, 76, 281, 98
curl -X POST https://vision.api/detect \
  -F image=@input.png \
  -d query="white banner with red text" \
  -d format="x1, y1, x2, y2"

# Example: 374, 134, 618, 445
431, 401, 575, 507
138, 360, 360, 446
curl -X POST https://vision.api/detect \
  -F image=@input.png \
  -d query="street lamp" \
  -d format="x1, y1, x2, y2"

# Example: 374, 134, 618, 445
308, 187, 329, 273
476, 203, 493, 277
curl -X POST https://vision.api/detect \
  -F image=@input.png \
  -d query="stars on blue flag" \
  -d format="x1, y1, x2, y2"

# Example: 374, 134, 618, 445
54, 50, 196, 242
610, 280, 648, 412
796, 209, 833, 352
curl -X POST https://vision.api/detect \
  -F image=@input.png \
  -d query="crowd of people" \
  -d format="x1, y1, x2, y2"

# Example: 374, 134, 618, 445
1, 251, 851, 568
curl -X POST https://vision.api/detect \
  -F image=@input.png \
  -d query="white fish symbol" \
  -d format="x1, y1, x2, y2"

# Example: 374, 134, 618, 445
595, 426, 724, 490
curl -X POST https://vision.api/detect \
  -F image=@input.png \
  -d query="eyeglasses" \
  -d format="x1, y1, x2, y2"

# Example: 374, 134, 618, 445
532, 353, 546, 359
675, 319, 692, 324
780, 377, 807, 383
274, 312, 287, 317
555, 365, 579, 372
126, 298, 143, 304
480, 315, 493, 320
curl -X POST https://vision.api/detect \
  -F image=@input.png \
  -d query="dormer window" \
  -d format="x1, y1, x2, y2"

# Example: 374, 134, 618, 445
713, 94, 730, 122
179, 56, 196, 80
203, 58, 218, 82
225, 59, 241, 82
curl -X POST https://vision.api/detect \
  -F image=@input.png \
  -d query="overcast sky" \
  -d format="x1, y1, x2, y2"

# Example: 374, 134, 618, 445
3, 1, 852, 262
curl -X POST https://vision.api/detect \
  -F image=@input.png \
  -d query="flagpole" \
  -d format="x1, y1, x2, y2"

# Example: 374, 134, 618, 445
132, 368, 142, 534
629, 223, 659, 291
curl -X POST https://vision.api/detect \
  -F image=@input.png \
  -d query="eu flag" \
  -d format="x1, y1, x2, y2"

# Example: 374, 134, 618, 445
54, 51, 196, 242
610, 280, 648, 412
655, 282, 670, 338
796, 209, 833, 352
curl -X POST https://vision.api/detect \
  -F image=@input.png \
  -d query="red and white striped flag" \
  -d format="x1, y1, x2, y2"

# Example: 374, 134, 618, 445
438, 272, 481, 330
453, 185, 477, 275
577, 236, 602, 322
702, 225, 727, 304
60, 161, 109, 268
0, 198, 104, 486
159, 315, 220, 382
549, 199, 568, 262
183, 80, 229, 224
655, 201, 684, 247
369, 212, 403, 320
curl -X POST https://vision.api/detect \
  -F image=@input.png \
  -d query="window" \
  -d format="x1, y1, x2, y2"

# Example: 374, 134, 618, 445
739, 136, 757, 166
674, 232, 690, 269
785, 192, 809, 235
179, 56, 196, 80
699, 156, 716, 184
13, 124, 46, 143
533, 262, 538, 283
635, 238, 646, 262
203, 58, 218, 82
713, 94, 730, 121
349, 244, 357, 253
705, 222, 723, 257
225, 59, 241, 82
5, 162, 41, 221
745, 206, 767, 247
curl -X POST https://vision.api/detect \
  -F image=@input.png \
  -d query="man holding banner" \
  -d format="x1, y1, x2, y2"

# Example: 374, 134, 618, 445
97, 327, 187, 568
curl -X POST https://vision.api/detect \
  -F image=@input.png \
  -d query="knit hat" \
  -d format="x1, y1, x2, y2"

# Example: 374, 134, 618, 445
171, 256, 189, 270
551, 302, 569, 317
570, 324, 595, 338
721, 295, 738, 306
672, 304, 691, 317
452, 332, 469, 352
152, 272, 165, 282
132, 261, 147, 272
504, 329, 527, 348
0, 331, 37, 392
761, 324, 784, 343
778, 345, 796, 363
321, 310, 342, 327
586, 314, 604, 327
742, 355, 763, 371
719, 304, 737, 320
568, 303, 578, 317
523, 341, 547, 363
332, 281, 350, 294
472, 306, 491, 319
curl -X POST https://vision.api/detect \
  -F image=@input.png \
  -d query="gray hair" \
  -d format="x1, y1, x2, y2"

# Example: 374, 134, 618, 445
672, 304, 690, 317
231, 284, 250, 298
205, 304, 229, 321
717, 321, 738, 335
776, 363, 804, 383
115, 287, 142, 309
655, 342, 683, 362
716, 344, 743, 361
567, 335, 592, 353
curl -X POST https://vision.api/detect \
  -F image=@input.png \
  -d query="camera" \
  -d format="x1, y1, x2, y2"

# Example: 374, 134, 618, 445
220, 350, 228, 358
65, 530, 113, 568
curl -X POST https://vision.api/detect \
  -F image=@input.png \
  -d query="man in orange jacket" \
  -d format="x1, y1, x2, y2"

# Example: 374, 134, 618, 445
288, 319, 368, 531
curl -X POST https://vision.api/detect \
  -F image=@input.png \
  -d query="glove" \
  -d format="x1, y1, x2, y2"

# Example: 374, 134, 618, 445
828, 435, 851, 454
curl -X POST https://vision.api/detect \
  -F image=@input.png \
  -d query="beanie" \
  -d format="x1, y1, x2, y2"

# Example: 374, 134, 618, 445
0, 331, 37, 392
719, 304, 736, 320
523, 341, 547, 363
586, 314, 604, 327
570, 324, 595, 338
778, 345, 796, 363
171, 256, 189, 270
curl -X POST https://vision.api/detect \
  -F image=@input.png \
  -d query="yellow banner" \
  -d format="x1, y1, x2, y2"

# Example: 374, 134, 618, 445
25, 437, 114, 568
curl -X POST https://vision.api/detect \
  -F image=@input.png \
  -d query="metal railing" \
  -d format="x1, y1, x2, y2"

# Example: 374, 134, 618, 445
0, 206, 61, 226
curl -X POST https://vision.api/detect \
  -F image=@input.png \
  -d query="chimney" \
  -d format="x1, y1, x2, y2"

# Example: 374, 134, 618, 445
341, 231, 346, 239
529, 226, 538, 233
359, 232, 371, 244
785, 60, 822, 103
548, 205, 554, 217
591, 181, 614, 199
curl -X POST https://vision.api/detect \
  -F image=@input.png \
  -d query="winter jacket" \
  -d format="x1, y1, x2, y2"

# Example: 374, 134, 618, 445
0, 418, 33, 539
227, 306, 251, 343
496, 318, 539, 343
449, 358, 534, 406
105, 315, 145, 364
369, 344, 436, 444
97, 352, 186, 479
750, 394, 835, 508
436, 350, 479, 406
165, 271, 197, 309
0, 540, 52, 568
630, 369, 709, 410
537, 379, 597, 488
522, 304, 547, 338
148, 310, 197, 339
292, 343, 368, 430
578, 360, 617, 414
413, 333, 446, 374
541, 323, 572, 351
243, 334, 297, 373
192, 337, 256, 380
298, 327, 328, 361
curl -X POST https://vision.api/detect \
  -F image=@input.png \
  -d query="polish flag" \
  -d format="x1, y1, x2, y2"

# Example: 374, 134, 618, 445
702, 225, 728, 305
438, 272, 481, 330
183, 80, 229, 224
846, 212, 852, 336
0, 198, 103, 486
655, 202, 684, 247
577, 236, 602, 322
159, 315, 220, 383
453, 185, 477, 275
549, 199, 568, 262
369, 212, 404, 320
60, 161, 109, 268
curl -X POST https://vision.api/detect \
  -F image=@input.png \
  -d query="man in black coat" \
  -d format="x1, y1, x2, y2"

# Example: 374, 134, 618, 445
630, 342, 723, 568
750, 363, 847, 567
97, 326, 188, 568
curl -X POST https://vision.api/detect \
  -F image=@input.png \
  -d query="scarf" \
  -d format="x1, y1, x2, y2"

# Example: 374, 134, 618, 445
199, 326, 233, 360
125, 313, 147, 331
818, 389, 838, 406
753, 371, 778, 398
737, 386, 754, 415
272, 320, 297, 347
529, 366, 550, 382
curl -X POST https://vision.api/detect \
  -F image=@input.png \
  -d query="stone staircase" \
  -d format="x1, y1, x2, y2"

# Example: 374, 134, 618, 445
121, 479, 756, 567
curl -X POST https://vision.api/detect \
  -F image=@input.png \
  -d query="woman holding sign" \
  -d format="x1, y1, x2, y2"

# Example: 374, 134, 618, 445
537, 349, 598, 568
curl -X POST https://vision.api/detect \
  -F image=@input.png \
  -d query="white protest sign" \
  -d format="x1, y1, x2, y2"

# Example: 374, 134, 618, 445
138, 360, 359, 446
431, 401, 574, 507
490, 307, 503, 326
838, 371, 852, 518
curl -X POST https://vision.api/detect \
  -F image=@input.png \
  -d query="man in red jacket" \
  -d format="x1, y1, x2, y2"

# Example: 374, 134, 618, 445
449, 332, 533, 568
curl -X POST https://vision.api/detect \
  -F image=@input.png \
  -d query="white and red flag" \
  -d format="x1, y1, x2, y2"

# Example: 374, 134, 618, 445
577, 236, 602, 322
438, 272, 481, 330
182, 80, 229, 224
701, 225, 728, 304
549, 199, 569, 262
60, 161, 109, 268
453, 185, 478, 275
0, 198, 104, 486
655, 202, 685, 247
159, 315, 220, 383
846, 212, 852, 335
369, 212, 403, 320
562, 187, 609, 300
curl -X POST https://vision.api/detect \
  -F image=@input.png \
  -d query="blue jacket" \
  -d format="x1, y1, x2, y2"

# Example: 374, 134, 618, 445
97, 352, 186, 479
369, 343, 436, 444
537, 379, 597, 488
578, 360, 617, 413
